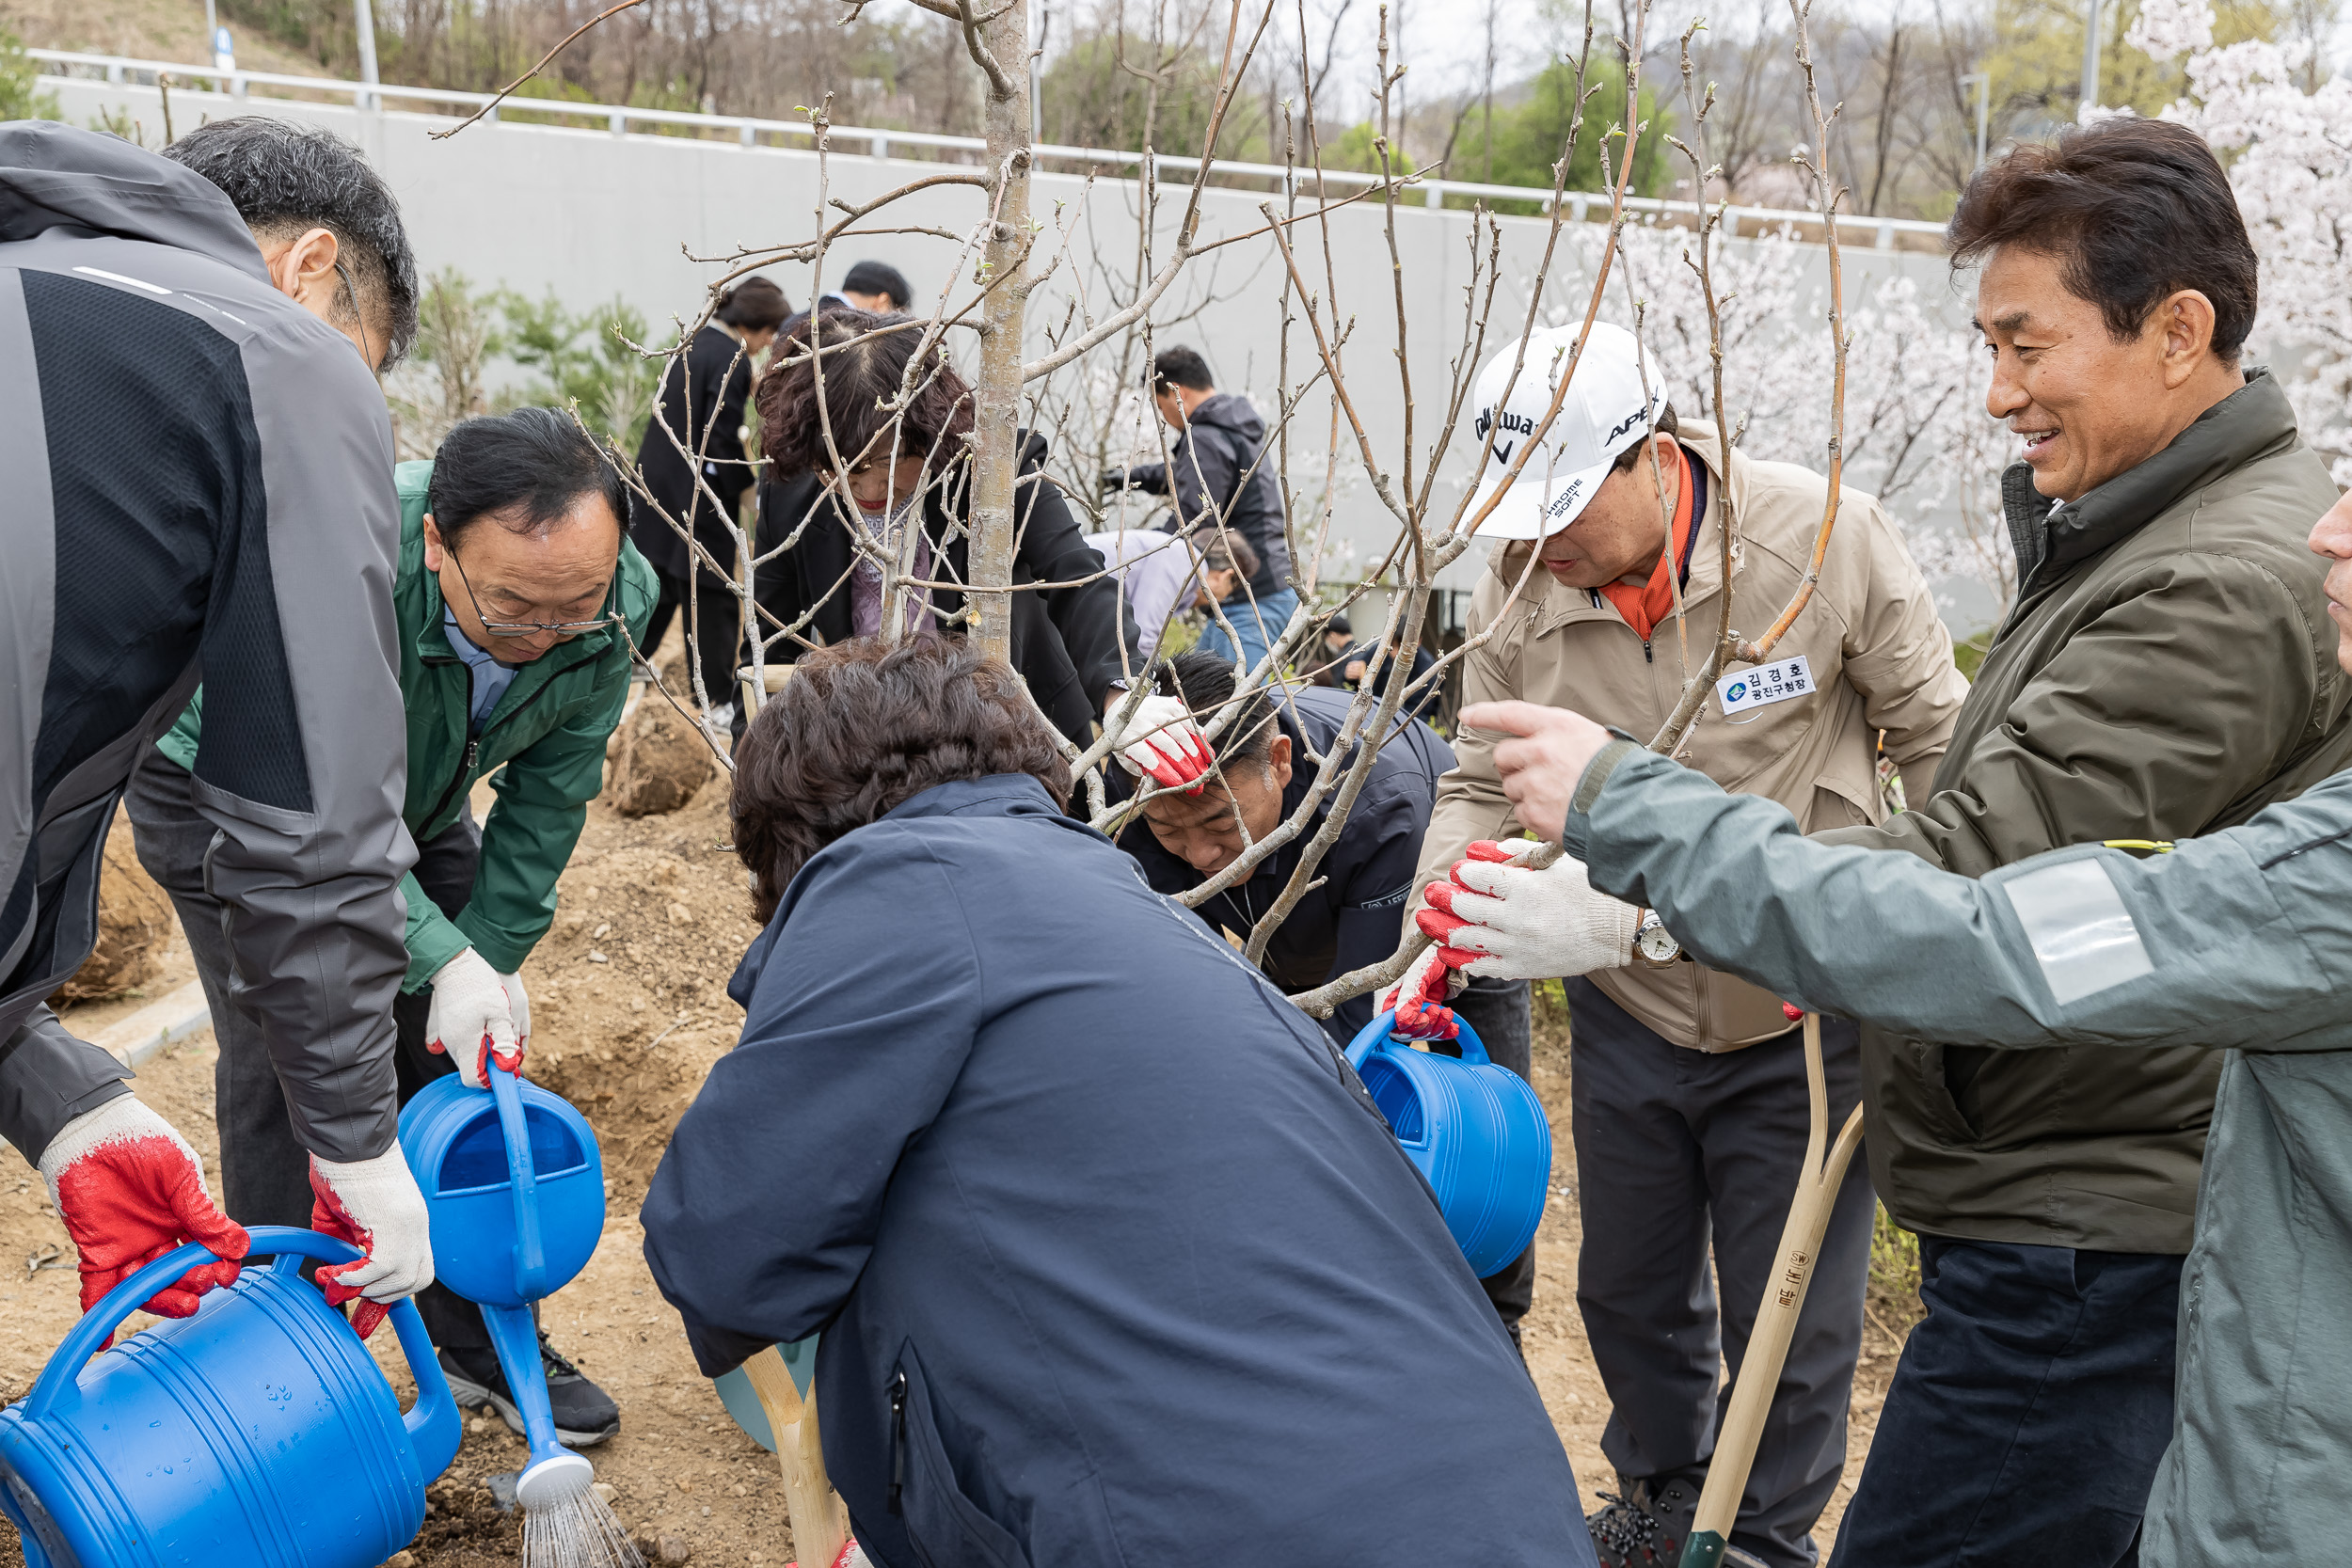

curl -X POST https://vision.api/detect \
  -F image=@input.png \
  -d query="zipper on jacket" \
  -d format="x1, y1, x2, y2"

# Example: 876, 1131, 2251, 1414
1643, 638, 1653, 664
419, 643, 605, 830
889, 1370, 908, 1514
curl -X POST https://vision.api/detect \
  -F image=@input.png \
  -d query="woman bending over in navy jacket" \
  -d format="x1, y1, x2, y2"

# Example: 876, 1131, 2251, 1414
642, 635, 1594, 1568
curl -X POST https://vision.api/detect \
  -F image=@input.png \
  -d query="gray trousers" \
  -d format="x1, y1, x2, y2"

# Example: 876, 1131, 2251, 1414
126, 750, 491, 1352
1445, 974, 1535, 1328
1567, 977, 1872, 1568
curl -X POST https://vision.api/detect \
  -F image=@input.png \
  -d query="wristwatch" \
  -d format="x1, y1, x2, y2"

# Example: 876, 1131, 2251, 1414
1633, 909, 1682, 967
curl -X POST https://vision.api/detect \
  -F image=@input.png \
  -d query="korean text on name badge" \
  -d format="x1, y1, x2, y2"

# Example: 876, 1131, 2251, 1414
1716, 655, 1816, 719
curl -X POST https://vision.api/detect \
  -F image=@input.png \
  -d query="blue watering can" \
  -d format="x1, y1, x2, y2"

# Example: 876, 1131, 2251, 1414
1345, 1009, 1552, 1277
399, 1061, 605, 1507
0, 1226, 462, 1568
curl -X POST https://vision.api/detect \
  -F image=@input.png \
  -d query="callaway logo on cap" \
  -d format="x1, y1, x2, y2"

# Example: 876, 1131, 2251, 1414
1462, 321, 1661, 541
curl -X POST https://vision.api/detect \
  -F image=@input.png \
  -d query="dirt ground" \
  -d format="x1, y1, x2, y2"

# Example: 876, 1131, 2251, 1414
0, 769, 1912, 1566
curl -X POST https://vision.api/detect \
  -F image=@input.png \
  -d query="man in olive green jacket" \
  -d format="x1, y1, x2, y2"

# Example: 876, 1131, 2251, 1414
1799, 123, 2349, 1563
130, 410, 657, 1446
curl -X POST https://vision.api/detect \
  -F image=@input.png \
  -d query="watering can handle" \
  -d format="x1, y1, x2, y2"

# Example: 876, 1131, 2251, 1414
488, 1060, 548, 1302
1343, 1008, 1490, 1072
24, 1225, 466, 1477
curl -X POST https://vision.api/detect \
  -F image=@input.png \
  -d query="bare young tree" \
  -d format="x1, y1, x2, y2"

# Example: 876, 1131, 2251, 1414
429, 0, 1870, 1029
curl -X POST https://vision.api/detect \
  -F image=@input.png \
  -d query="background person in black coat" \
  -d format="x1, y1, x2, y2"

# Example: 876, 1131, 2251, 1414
630, 276, 789, 708
749, 308, 1135, 745
1102, 344, 1297, 671
643, 636, 1595, 1568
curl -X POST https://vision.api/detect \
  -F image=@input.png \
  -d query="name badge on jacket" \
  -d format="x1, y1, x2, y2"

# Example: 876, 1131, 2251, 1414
1717, 655, 1815, 718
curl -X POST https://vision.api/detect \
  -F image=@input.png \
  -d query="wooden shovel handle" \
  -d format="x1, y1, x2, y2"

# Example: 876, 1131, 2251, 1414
742, 1344, 850, 1568
1684, 1015, 1868, 1558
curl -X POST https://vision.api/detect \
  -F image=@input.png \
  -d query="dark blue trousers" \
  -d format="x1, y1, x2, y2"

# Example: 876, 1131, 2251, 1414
1828, 1238, 2180, 1567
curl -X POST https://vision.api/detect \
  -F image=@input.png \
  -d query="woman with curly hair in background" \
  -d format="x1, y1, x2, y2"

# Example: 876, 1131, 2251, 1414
747, 309, 1139, 747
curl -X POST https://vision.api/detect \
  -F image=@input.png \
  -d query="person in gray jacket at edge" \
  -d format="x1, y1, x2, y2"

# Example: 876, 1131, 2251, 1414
1434, 467, 2352, 1562
0, 121, 431, 1338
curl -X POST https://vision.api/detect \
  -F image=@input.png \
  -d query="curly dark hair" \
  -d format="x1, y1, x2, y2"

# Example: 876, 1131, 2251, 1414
731, 636, 1073, 919
1948, 118, 2257, 362
755, 309, 977, 480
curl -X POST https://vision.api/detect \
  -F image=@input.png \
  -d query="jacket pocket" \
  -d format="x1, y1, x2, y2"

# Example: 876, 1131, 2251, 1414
890, 1343, 1032, 1568
1902, 1038, 1981, 1146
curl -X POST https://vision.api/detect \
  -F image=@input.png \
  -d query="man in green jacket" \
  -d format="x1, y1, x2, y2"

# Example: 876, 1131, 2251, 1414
130, 407, 658, 1445
1420, 118, 2352, 1565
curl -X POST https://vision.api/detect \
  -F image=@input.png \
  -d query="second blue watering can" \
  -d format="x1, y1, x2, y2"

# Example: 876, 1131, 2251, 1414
398, 1064, 604, 1309
0, 1226, 462, 1568
400, 1062, 606, 1505
1345, 1009, 1552, 1277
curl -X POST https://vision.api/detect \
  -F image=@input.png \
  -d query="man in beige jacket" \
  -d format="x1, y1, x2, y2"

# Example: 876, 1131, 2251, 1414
1391, 323, 1966, 1568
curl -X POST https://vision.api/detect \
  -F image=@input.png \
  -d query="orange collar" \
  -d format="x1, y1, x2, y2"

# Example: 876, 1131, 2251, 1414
1597, 443, 1697, 642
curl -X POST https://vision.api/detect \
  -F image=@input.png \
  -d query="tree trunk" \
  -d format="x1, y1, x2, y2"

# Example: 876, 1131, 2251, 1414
967, 1, 1033, 666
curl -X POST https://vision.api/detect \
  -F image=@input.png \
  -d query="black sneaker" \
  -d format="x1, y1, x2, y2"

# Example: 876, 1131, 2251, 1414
439, 1331, 620, 1448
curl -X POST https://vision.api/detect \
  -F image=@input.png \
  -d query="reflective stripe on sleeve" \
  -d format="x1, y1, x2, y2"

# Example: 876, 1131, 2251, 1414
1997, 857, 2154, 1006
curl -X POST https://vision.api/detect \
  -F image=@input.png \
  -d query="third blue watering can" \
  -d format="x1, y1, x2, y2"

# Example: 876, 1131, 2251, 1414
0, 1226, 461, 1568
1345, 1009, 1552, 1276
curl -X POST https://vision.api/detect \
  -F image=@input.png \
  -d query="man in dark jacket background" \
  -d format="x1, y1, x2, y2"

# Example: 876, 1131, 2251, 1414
645, 636, 1593, 1568
1104, 346, 1298, 671
0, 121, 431, 1328
1808, 119, 2352, 1565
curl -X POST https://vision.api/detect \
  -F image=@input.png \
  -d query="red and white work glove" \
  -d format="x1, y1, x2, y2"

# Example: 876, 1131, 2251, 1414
38, 1094, 250, 1326
1376, 943, 1466, 1041
1417, 840, 1642, 981
309, 1148, 435, 1339
425, 946, 527, 1089
1108, 692, 1215, 792
787, 1543, 870, 1568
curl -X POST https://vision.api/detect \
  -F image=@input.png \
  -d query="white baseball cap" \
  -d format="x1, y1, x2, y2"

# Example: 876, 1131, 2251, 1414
1461, 321, 1661, 542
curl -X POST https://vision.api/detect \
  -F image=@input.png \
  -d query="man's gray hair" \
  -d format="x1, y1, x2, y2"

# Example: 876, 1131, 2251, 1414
163, 117, 421, 370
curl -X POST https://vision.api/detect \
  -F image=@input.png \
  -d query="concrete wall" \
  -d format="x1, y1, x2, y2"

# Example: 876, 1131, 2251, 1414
50, 73, 1958, 597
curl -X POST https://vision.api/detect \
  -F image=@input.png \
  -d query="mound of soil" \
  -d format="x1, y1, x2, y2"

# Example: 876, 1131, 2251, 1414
519, 774, 764, 1206
52, 806, 173, 1005
606, 696, 719, 820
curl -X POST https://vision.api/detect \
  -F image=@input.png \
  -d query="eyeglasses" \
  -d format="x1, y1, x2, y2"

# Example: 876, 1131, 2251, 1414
447, 548, 617, 637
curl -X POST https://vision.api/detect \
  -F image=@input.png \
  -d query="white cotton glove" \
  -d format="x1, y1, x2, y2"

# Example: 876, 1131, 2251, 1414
1107, 691, 1215, 791
424, 946, 525, 1089
1415, 839, 1643, 981
1375, 942, 1468, 1040
500, 969, 532, 1053
308, 1148, 435, 1339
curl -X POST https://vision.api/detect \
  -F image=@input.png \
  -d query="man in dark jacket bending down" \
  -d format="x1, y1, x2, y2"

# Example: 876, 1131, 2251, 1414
1106, 652, 1540, 1340
643, 636, 1593, 1568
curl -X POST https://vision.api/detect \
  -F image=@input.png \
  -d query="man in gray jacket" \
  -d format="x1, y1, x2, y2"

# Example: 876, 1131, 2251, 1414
0, 122, 429, 1333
